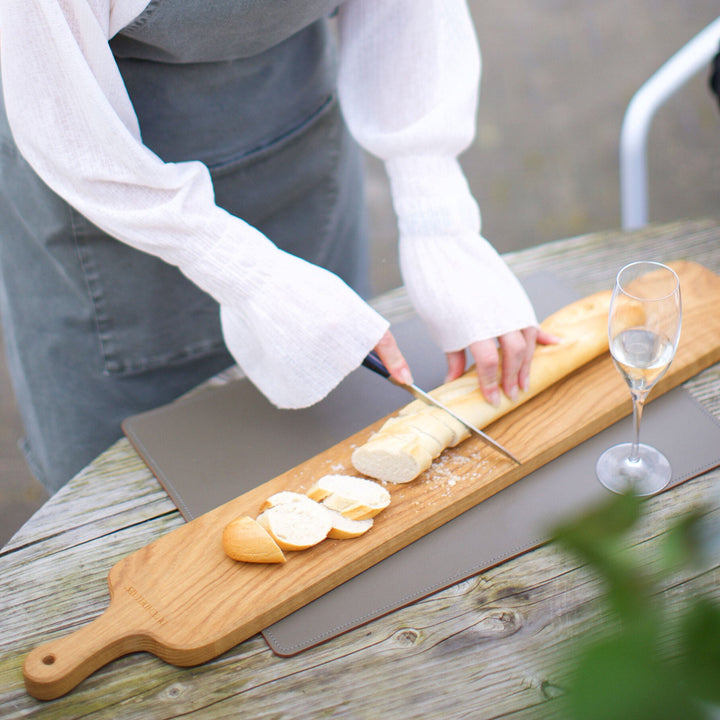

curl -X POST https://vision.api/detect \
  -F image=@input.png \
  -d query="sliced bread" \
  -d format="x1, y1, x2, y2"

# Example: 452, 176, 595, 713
351, 433, 434, 485
222, 515, 286, 564
307, 474, 391, 520
257, 500, 333, 551
261, 490, 325, 512
325, 509, 374, 539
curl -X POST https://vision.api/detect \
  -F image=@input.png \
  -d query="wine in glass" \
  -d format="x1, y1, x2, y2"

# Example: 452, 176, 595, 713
596, 261, 681, 496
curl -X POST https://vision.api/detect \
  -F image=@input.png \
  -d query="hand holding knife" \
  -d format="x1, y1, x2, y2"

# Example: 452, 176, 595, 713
362, 351, 521, 464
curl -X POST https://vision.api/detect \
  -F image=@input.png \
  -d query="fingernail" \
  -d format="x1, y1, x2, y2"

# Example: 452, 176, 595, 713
398, 368, 413, 385
520, 374, 530, 392
509, 385, 519, 401
488, 389, 501, 407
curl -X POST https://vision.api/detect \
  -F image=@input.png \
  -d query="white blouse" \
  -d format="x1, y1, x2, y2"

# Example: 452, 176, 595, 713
0, 0, 536, 408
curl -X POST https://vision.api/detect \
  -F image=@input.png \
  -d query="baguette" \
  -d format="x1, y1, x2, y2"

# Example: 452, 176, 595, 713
352, 289, 625, 484
222, 515, 286, 564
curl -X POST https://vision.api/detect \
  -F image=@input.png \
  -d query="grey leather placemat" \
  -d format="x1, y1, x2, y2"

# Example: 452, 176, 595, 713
121, 274, 720, 656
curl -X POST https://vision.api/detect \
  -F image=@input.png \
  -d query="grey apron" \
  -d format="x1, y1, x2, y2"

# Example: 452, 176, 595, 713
0, 0, 369, 491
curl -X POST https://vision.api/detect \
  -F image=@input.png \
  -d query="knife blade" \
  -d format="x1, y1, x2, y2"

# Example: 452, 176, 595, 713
361, 351, 521, 464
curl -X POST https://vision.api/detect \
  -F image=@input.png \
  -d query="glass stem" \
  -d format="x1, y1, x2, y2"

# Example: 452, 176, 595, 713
629, 392, 648, 463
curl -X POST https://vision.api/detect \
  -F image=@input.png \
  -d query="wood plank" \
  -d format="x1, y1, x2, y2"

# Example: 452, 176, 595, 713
3, 438, 177, 554
20, 260, 720, 700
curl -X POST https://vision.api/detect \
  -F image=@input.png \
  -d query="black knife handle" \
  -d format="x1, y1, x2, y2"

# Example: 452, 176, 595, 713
361, 351, 391, 379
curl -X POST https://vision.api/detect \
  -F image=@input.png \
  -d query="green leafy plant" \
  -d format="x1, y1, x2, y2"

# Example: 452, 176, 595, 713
550, 492, 720, 720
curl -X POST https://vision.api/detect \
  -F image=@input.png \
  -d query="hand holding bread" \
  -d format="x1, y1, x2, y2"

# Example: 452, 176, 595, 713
352, 290, 621, 484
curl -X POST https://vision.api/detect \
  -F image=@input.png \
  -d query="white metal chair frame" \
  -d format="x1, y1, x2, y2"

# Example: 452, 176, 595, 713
620, 16, 720, 230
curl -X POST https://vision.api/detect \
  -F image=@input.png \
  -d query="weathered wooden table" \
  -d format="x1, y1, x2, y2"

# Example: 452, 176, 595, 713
2, 219, 719, 719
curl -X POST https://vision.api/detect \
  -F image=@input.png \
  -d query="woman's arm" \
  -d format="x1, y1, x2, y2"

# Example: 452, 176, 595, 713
0, 0, 389, 407
337, 0, 544, 403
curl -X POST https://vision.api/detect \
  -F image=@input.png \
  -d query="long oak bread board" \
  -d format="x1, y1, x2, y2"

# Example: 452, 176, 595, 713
23, 260, 720, 699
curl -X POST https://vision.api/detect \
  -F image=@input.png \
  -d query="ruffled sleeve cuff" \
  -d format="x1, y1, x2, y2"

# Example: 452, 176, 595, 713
398, 232, 537, 352
185, 232, 390, 408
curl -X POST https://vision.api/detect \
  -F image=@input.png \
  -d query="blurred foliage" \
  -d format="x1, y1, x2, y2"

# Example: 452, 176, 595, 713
550, 491, 720, 720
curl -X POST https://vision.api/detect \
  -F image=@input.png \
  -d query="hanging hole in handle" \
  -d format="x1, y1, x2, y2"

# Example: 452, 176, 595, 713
42, 654, 56, 665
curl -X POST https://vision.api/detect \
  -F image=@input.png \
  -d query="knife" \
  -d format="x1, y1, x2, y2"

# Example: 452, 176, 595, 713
361, 351, 521, 464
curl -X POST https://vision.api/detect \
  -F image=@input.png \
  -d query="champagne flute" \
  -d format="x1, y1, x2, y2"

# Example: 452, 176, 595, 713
596, 261, 681, 496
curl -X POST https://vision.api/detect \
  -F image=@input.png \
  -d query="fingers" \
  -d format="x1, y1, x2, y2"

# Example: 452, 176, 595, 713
373, 330, 413, 385
470, 325, 558, 405
444, 350, 467, 383
517, 327, 560, 390
516, 327, 538, 393
497, 330, 528, 401
468, 339, 502, 406
536, 328, 561, 346
379, 323, 559, 407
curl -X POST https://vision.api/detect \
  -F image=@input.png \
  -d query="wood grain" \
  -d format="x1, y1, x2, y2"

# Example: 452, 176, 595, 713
20, 259, 720, 700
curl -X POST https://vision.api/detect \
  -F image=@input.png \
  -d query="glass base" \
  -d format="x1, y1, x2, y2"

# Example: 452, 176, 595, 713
596, 442, 671, 496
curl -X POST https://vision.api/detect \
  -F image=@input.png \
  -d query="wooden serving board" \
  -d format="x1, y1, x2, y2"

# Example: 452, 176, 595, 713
23, 260, 720, 700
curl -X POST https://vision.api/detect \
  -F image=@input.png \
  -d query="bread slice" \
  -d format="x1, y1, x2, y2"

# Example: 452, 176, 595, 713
306, 474, 391, 520
352, 289, 620, 484
261, 491, 324, 512
222, 515, 286, 564
351, 434, 434, 486
325, 509, 374, 539
257, 501, 333, 551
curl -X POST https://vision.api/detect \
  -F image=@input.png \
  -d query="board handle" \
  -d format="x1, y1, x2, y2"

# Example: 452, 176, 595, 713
23, 603, 145, 700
